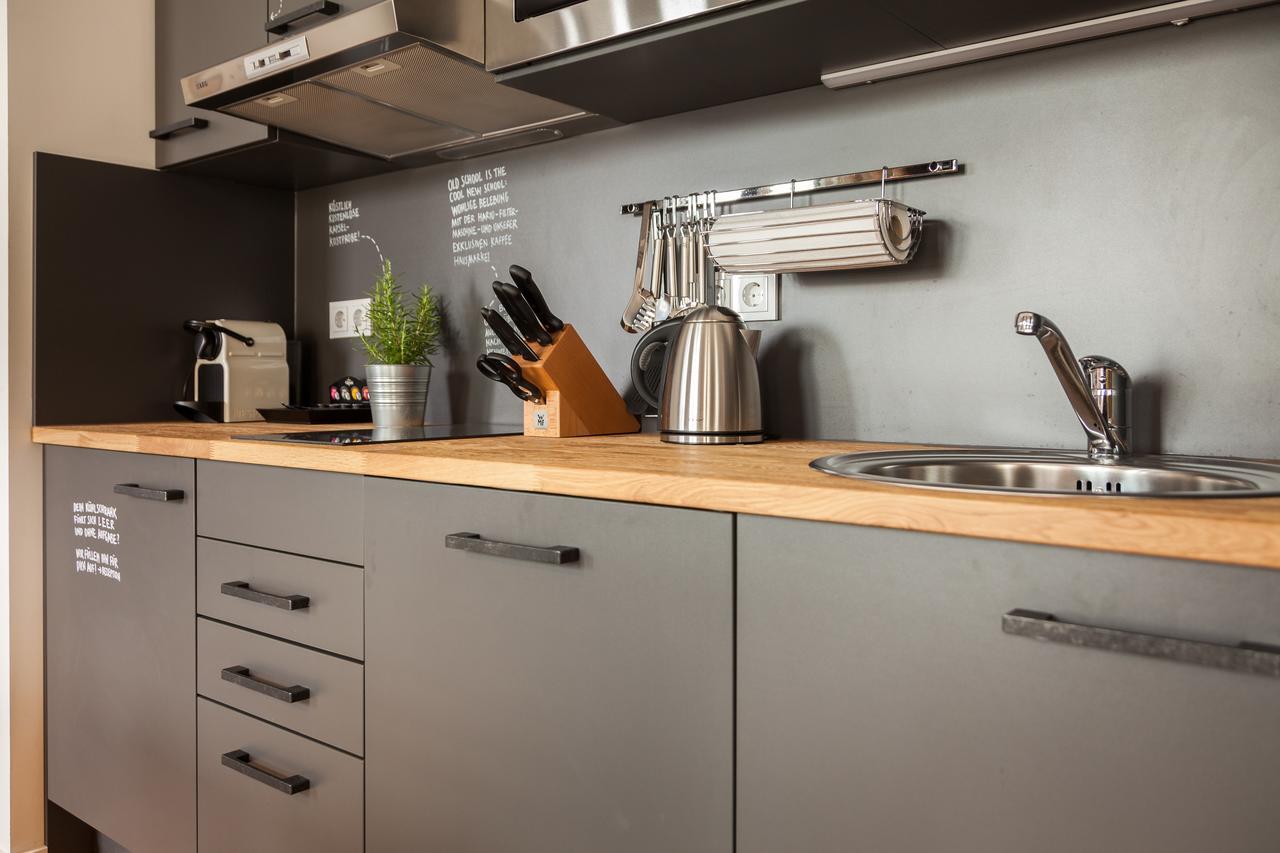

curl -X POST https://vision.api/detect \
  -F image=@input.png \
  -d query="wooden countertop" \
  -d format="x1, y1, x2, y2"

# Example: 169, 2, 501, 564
32, 421, 1280, 571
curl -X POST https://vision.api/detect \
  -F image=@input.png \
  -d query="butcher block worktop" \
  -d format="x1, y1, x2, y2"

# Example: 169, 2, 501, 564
32, 421, 1280, 570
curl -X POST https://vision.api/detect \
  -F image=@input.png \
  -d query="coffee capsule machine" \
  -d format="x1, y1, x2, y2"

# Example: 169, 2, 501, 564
175, 320, 289, 422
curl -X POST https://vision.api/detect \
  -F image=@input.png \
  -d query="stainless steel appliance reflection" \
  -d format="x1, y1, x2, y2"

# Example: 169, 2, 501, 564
486, 0, 755, 71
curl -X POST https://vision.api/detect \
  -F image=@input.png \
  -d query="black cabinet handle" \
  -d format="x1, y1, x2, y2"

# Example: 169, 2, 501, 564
1003, 608, 1280, 678
149, 117, 209, 140
446, 532, 580, 565
221, 665, 311, 703
221, 749, 310, 795
266, 0, 340, 34
113, 483, 185, 502
221, 581, 310, 611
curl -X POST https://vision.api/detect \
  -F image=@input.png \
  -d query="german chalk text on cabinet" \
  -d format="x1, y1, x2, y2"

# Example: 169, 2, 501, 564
45, 447, 197, 853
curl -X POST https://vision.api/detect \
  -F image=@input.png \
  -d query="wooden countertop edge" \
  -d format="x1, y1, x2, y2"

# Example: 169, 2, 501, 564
32, 425, 1280, 571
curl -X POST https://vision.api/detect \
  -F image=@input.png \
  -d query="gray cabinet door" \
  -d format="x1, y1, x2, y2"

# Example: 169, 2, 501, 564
155, 0, 270, 168
45, 447, 196, 853
365, 479, 734, 853
268, 0, 383, 39
198, 697, 363, 853
738, 516, 1280, 853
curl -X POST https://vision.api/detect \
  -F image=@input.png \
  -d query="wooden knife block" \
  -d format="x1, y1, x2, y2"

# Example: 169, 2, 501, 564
515, 325, 639, 438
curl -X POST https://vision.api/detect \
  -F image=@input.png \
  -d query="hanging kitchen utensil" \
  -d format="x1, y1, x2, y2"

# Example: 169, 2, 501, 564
621, 201, 657, 334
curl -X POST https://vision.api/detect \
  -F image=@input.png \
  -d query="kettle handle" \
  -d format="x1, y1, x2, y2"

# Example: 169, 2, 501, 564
630, 320, 682, 410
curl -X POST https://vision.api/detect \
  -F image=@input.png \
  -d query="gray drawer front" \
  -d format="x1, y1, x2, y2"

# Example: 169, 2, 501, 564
365, 479, 734, 853
737, 516, 1280, 853
197, 461, 363, 564
197, 618, 363, 755
198, 537, 363, 658
198, 697, 362, 853
45, 447, 197, 853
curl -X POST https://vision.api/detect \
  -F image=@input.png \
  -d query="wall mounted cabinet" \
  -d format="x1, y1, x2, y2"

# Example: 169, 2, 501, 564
155, 0, 399, 188
494, 0, 1196, 123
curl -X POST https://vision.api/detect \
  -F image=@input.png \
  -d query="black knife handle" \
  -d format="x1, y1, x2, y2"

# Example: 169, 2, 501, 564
493, 281, 552, 346
481, 307, 539, 361
510, 265, 564, 333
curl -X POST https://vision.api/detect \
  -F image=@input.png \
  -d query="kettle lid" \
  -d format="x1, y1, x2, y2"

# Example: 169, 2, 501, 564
682, 305, 743, 324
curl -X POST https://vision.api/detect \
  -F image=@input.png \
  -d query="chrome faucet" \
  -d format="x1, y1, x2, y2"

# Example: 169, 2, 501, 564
1015, 311, 1131, 459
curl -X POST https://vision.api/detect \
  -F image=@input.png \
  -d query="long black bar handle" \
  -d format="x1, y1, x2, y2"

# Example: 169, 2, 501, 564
221, 665, 311, 703
114, 483, 185, 502
149, 117, 209, 140
221, 749, 311, 795
446, 532, 580, 565
221, 580, 310, 611
266, 0, 340, 34
1003, 608, 1280, 678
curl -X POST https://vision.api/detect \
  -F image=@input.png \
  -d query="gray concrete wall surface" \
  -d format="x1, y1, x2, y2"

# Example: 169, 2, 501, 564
296, 5, 1280, 457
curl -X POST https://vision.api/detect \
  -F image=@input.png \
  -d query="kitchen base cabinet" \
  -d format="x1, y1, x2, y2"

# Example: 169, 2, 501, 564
364, 479, 734, 853
737, 516, 1280, 853
197, 698, 363, 853
44, 447, 196, 853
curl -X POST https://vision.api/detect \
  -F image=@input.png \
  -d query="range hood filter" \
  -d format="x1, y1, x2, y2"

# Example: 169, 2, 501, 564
226, 82, 473, 160
320, 44, 582, 136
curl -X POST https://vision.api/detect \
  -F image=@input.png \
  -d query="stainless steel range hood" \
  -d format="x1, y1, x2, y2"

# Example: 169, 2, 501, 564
181, 0, 608, 163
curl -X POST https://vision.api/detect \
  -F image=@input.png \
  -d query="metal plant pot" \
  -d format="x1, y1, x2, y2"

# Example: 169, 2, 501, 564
366, 363, 432, 428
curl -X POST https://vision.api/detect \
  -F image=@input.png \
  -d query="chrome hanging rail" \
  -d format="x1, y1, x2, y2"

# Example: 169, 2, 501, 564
620, 158, 962, 216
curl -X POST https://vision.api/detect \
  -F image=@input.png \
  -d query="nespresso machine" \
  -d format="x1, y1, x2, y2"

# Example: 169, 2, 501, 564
176, 320, 289, 422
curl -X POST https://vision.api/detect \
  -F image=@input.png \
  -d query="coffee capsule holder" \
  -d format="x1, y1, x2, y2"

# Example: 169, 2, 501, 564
515, 324, 639, 438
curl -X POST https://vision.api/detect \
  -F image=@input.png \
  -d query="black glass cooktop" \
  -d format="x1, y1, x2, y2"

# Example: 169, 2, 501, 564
235, 423, 522, 446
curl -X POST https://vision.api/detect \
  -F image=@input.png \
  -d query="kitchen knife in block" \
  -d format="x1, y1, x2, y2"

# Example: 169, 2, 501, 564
514, 325, 639, 438
510, 265, 564, 333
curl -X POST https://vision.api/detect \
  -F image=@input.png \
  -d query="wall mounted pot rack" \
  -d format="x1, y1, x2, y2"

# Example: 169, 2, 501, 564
620, 159, 962, 216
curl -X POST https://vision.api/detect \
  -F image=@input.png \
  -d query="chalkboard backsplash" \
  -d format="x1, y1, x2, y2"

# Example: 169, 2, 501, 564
296, 5, 1280, 458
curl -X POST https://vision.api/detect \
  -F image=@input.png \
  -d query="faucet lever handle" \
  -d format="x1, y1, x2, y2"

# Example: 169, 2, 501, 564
1079, 355, 1131, 454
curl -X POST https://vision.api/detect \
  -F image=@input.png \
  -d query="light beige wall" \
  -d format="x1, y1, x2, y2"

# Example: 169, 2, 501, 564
7, 2, 154, 850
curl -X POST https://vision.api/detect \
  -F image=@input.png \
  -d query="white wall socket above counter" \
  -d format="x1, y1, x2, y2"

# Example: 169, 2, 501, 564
718, 272, 780, 322
329, 298, 371, 339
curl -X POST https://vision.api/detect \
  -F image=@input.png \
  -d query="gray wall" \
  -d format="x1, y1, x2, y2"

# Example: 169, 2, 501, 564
297, 5, 1280, 457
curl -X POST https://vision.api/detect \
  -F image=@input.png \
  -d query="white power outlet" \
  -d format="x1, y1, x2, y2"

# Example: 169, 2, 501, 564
329, 298, 372, 339
718, 272, 780, 322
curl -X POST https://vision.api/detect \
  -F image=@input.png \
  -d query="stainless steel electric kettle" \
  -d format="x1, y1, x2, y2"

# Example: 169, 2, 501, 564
630, 305, 763, 444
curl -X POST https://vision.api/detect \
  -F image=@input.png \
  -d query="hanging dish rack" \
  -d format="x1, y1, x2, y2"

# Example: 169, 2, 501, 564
618, 159, 961, 333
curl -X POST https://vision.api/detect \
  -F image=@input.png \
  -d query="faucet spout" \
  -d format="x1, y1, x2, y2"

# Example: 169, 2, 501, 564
1015, 311, 1130, 459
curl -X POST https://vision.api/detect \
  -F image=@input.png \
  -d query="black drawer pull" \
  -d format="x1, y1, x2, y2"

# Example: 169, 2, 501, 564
446, 532, 580, 565
113, 483, 185, 502
221, 665, 311, 703
149, 117, 209, 140
221, 580, 310, 611
266, 0, 340, 34
1003, 609, 1280, 678
221, 749, 311, 795
220, 660, 309, 701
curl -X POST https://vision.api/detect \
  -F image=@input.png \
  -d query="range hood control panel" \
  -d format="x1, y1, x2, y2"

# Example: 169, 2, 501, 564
244, 37, 311, 80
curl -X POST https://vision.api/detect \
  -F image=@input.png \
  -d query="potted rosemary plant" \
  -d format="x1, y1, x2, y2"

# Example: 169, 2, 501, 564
358, 259, 442, 428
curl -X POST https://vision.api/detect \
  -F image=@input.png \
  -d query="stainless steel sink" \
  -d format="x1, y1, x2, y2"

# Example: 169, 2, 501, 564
810, 450, 1280, 497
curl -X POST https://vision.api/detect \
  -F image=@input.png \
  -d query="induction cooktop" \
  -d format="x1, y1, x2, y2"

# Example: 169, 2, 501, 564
234, 423, 522, 445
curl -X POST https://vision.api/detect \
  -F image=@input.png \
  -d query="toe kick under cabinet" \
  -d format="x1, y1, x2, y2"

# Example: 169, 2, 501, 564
737, 516, 1280, 853
364, 478, 735, 853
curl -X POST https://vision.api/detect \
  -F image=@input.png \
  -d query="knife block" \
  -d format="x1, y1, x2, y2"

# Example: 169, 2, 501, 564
515, 325, 639, 438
